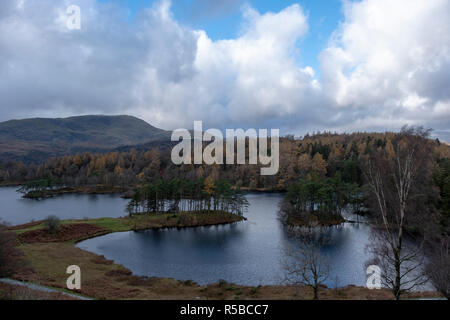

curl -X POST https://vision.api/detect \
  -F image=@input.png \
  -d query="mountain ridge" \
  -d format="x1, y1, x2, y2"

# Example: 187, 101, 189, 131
0, 115, 171, 163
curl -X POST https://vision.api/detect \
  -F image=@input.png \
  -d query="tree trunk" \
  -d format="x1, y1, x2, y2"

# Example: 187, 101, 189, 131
394, 248, 402, 300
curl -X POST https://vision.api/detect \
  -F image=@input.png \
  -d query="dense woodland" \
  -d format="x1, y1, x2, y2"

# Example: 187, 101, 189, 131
1, 131, 449, 226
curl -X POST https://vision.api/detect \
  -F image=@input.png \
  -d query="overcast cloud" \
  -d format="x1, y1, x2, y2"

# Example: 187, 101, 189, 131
0, 0, 449, 140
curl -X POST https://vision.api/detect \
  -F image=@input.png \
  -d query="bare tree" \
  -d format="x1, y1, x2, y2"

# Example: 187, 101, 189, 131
362, 126, 435, 299
282, 227, 330, 300
426, 236, 450, 299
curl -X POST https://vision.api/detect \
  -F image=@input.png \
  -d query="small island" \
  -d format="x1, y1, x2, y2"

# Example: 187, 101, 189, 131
18, 180, 127, 199
280, 173, 363, 227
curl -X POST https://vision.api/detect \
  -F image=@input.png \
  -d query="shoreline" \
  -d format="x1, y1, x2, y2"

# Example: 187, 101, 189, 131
21, 185, 128, 199
0, 182, 22, 187
285, 213, 347, 228
6, 214, 442, 300
12, 184, 288, 200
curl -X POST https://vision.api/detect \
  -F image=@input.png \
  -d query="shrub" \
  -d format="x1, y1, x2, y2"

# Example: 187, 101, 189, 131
183, 280, 194, 286
250, 287, 258, 295
44, 215, 61, 234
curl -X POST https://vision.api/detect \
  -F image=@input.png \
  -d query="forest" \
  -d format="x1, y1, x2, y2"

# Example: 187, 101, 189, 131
1, 131, 449, 227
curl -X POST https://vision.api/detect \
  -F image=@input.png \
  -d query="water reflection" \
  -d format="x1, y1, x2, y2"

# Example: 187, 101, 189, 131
0, 187, 430, 289
0, 187, 128, 225
78, 193, 372, 287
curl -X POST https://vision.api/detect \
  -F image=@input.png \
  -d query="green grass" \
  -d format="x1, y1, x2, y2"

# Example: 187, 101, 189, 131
11, 223, 46, 235
66, 217, 132, 232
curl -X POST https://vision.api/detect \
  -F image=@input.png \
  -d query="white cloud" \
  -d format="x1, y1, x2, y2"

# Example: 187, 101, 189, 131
0, 0, 449, 140
320, 0, 450, 135
129, 2, 319, 130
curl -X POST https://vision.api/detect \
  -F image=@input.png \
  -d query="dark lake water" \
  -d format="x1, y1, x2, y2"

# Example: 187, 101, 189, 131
0, 187, 373, 287
77, 193, 373, 287
0, 187, 128, 225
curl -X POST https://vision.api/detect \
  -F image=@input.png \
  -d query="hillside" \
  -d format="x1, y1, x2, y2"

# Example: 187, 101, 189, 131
0, 115, 170, 163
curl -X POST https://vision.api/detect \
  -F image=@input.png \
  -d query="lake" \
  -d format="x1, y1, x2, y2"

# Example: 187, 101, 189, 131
0, 187, 128, 225
0, 187, 373, 287
76, 193, 373, 287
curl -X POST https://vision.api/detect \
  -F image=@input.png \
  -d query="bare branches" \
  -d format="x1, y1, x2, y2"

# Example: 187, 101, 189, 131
362, 126, 435, 299
282, 228, 330, 300
426, 237, 450, 299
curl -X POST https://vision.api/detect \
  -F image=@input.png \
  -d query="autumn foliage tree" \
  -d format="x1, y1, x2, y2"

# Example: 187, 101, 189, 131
2, 131, 448, 195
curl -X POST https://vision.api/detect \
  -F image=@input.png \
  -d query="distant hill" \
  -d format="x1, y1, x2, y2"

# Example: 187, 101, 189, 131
0, 115, 171, 163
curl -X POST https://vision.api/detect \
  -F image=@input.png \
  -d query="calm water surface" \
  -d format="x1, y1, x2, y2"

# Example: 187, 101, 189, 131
0, 187, 373, 287
77, 193, 372, 287
0, 187, 128, 225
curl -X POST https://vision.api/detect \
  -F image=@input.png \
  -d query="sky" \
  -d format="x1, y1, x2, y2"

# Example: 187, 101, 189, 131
0, 0, 449, 140
112, 0, 343, 75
